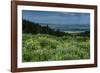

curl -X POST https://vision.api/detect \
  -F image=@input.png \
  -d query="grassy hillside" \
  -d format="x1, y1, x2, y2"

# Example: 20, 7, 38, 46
22, 33, 90, 62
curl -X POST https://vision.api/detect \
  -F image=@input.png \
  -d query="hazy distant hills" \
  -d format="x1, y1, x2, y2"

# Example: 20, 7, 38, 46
39, 23, 90, 32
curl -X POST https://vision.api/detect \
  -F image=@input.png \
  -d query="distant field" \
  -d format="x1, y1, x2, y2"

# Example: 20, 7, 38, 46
22, 33, 90, 62
64, 31, 85, 33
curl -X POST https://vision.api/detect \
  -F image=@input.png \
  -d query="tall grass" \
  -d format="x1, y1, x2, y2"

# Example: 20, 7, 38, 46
22, 33, 90, 62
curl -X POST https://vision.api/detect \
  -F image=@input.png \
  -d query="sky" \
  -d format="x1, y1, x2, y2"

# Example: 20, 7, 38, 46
22, 10, 90, 25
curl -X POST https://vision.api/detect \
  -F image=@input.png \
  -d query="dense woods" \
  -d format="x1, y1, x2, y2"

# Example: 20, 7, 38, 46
23, 19, 72, 36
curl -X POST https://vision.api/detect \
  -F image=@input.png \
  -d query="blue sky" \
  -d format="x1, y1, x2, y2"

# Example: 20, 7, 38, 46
22, 10, 90, 25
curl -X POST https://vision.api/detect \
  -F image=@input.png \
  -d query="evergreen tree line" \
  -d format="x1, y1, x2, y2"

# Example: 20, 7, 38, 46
22, 19, 70, 36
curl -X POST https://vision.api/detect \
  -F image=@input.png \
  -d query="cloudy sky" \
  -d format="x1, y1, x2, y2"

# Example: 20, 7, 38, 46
22, 10, 90, 25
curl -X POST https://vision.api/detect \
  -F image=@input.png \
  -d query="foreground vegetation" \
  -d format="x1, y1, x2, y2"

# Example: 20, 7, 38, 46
22, 33, 90, 62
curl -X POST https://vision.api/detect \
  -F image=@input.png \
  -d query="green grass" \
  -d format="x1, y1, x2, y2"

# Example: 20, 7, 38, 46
22, 33, 90, 62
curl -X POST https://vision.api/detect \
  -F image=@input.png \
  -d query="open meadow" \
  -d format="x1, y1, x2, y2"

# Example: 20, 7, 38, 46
22, 33, 90, 62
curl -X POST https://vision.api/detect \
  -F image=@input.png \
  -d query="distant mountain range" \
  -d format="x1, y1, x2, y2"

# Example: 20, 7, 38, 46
33, 22, 90, 32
